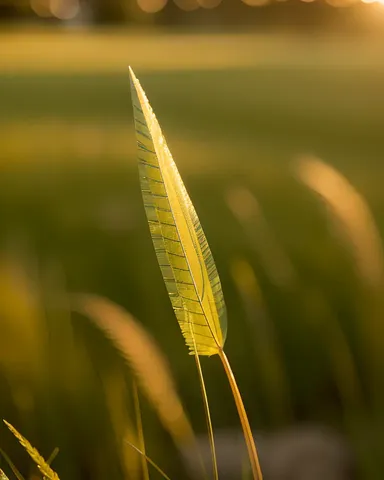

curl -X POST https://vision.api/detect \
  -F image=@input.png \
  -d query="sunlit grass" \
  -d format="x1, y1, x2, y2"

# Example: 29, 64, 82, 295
1, 31, 384, 479
3, 421, 59, 480
2, 29, 384, 74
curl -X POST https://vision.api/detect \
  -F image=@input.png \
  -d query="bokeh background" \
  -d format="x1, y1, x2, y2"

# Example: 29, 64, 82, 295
1, 2, 384, 479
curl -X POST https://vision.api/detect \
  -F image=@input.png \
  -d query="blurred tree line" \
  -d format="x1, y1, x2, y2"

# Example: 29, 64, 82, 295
0, 0, 374, 31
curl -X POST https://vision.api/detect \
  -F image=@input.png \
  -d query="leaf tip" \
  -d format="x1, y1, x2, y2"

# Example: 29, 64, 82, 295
128, 66, 139, 88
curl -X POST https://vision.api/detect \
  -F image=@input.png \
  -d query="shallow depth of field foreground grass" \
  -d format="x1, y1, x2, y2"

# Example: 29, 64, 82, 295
0, 29, 384, 479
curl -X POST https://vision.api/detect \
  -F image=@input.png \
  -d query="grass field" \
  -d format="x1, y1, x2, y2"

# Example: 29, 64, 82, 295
1, 29, 384, 479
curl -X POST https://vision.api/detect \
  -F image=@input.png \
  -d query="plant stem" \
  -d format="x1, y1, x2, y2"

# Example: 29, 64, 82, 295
126, 441, 172, 480
194, 351, 219, 480
132, 380, 150, 480
218, 349, 263, 480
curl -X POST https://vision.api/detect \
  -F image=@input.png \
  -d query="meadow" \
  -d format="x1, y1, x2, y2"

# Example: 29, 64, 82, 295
0, 29, 384, 479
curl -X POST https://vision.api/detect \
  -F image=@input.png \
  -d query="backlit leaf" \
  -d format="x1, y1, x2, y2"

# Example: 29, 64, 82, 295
129, 67, 227, 356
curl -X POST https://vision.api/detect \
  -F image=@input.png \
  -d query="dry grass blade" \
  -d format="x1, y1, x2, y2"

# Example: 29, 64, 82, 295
132, 381, 150, 480
296, 156, 384, 290
3, 421, 59, 480
226, 186, 296, 288
295, 155, 384, 399
75, 294, 195, 449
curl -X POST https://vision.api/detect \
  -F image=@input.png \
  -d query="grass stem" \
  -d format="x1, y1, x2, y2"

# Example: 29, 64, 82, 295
218, 349, 263, 480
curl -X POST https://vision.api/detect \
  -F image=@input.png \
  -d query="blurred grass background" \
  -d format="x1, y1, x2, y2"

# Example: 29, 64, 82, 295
1, 27, 384, 479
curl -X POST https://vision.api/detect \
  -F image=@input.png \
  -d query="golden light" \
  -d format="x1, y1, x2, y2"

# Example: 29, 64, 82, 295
50, 0, 80, 19
325, 0, 358, 6
30, 0, 52, 17
296, 156, 384, 289
137, 0, 168, 12
173, 0, 199, 10
197, 0, 222, 8
241, 0, 270, 6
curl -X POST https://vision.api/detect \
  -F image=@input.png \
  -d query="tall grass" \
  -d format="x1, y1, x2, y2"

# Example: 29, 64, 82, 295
1, 65, 384, 479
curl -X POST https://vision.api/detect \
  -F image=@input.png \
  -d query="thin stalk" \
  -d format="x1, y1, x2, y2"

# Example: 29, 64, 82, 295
0, 447, 25, 480
218, 349, 263, 480
132, 380, 150, 480
189, 324, 218, 480
125, 441, 172, 480
47, 447, 60, 466
193, 351, 219, 480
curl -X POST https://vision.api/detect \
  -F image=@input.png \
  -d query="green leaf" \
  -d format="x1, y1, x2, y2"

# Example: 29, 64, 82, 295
129, 67, 227, 356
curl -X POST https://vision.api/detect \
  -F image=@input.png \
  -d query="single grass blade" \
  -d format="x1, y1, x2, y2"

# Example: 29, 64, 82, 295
190, 326, 218, 480
132, 380, 150, 480
295, 155, 384, 290
46, 447, 59, 466
0, 448, 25, 480
125, 440, 172, 480
3, 421, 59, 480
129, 66, 226, 357
218, 350, 263, 480
129, 67, 263, 480
130, 66, 222, 478
75, 295, 195, 449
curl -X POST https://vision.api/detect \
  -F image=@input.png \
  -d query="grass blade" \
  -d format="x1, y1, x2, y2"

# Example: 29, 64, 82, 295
46, 447, 59, 466
295, 155, 384, 290
125, 440, 172, 480
75, 295, 195, 449
129, 66, 226, 357
0, 447, 25, 480
3, 421, 59, 480
129, 67, 263, 480
218, 351, 263, 480
190, 327, 218, 480
132, 380, 150, 480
